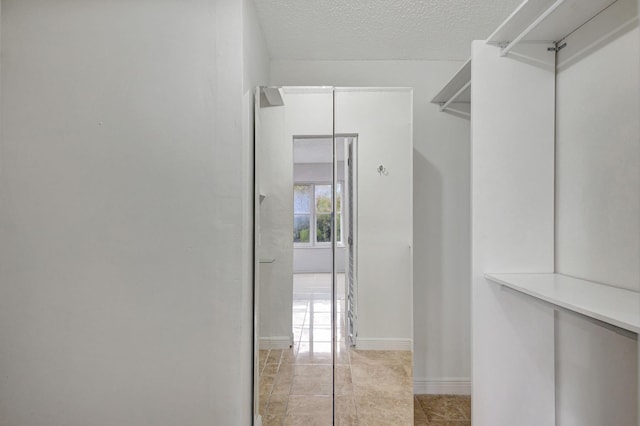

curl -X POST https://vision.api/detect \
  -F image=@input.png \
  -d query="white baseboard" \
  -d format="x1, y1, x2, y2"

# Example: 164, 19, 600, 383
258, 336, 292, 350
354, 338, 412, 351
254, 414, 262, 426
413, 377, 471, 395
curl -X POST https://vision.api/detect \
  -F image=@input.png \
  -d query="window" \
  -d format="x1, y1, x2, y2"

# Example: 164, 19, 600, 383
293, 184, 312, 243
293, 182, 343, 245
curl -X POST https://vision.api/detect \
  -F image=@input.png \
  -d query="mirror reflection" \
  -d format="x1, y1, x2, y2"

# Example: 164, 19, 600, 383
255, 87, 414, 425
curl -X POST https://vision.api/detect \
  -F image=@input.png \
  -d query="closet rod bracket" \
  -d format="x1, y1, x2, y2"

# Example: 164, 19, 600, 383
547, 42, 567, 52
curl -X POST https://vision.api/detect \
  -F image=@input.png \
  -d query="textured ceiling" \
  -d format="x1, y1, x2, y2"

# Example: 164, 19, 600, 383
253, 0, 524, 60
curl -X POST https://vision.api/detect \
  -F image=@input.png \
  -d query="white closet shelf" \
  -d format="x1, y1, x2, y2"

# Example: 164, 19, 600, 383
487, 0, 618, 55
485, 273, 640, 333
432, 0, 618, 112
430, 58, 471, 116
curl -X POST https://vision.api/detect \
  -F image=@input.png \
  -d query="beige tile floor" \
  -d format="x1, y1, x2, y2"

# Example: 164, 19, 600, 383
258, 274, 414, 426
413, 395, 471, 425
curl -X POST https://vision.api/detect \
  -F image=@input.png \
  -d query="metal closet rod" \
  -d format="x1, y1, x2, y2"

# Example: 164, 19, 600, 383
443, 107, 470, 118
439, 81, 471, 112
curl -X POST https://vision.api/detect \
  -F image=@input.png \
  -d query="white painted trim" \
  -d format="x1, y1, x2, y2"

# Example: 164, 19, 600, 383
282, 86, 333, 94
354, 338, 412, 351
254, 414, 262, 426
258, 336, 292, 350
413, 377, 472, 395
334, 87, 412, 93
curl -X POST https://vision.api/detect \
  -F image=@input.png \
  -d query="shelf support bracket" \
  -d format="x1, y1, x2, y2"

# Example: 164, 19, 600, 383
547, 42, 567, 52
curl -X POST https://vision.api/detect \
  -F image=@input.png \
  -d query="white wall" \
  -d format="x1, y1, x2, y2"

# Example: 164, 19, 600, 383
335, 88, 413, 349
244, 0, 270, 95
0, 1, 269, 425
256, 95, 291, 348
293, 246, 345, 273
294, 162, 343, 181
271, 61, 471, 391
555, 0, 639, 423
556, 0, 639, 291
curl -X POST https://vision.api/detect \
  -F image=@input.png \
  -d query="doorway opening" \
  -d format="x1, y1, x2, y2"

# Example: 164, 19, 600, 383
292, 136, 357, 355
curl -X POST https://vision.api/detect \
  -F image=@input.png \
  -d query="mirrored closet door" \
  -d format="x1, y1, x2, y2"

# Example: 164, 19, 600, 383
254, 86, 414, 426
